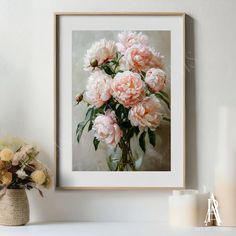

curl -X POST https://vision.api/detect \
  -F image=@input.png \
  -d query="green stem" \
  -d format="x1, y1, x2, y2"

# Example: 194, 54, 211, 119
116, 138, 136, 171
163, 117, 171, 122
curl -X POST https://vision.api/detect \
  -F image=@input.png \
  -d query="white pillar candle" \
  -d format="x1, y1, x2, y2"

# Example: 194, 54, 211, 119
215, 106, 236, 226
168, 190, 210, 227
197, 192, 211, 226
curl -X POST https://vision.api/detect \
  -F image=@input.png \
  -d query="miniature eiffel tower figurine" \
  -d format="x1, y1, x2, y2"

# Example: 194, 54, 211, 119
204, 193, 222, 226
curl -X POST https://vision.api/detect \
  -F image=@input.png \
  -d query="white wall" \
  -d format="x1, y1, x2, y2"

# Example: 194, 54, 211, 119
0, 0, 236, 223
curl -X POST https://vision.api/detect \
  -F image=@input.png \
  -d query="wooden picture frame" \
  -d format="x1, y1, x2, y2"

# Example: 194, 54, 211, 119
54, 12, 185, 189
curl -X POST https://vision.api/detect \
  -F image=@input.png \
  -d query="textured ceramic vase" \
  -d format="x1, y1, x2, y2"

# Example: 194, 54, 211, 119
0, 189, 29, 226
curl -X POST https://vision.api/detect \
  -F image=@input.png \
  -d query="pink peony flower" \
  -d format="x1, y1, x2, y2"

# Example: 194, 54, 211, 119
129, 95, 162, 130
111, 71, 145, 108
145, 68, 166, 93
93, 110, 123, 146
124, 44, 163, 72
84, 71, 112, 108
83, 39, 117, 71
116, 31, 148, 54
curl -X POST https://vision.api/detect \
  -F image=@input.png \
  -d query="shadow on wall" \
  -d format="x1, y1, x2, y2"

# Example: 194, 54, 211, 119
185, 15, 198, 189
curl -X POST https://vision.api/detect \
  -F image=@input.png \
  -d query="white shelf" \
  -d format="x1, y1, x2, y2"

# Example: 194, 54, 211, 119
0, 222, 235, 236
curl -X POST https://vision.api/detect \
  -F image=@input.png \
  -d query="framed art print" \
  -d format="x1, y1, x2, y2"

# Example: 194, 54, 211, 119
54, 12, 185, 189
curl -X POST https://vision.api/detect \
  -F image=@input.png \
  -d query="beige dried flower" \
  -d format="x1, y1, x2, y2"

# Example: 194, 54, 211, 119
44, 174, 52, 189
31, 170, 46, 185
1, 172, 12, 185
0, 148, 14, 162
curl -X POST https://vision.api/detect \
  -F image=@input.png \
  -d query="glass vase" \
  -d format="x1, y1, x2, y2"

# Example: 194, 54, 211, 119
107, 137, 144, 171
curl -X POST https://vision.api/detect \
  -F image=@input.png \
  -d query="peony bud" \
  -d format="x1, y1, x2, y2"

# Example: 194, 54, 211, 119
90, 59, 98, 68
75, 93, 83, 104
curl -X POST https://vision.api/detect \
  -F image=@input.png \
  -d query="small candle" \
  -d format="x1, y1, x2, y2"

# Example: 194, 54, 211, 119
168, 190, 210, 227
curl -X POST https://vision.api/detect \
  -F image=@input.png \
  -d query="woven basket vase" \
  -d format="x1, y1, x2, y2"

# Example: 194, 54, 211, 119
0, 189, 29, 226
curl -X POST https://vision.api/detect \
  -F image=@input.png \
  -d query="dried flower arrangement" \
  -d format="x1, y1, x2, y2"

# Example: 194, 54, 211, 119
0, 137, 51, 196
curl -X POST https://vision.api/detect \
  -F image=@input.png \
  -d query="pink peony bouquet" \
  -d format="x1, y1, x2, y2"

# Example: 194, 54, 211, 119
75, 31, 170, 171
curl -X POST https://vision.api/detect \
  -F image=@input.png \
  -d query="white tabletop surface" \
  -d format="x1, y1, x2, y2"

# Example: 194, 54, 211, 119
0, 222, 236, 236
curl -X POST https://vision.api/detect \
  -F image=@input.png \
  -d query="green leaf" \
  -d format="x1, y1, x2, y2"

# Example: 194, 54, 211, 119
133, 127, 140, 136
85, 107, 94, 120
102, 64, 114, 75
107, 98, 116, 110
116, 110, 123, 123
110, 60, 119, 65
159, 91, 169, 99
96, 104, 106, 114
122, 121, 132, 128
114, 52, 119, 60
76, 120, 87, 143
116, 104, 123, 116
163, 117, 171, 122
148, 129, 156, 147
88, 121, 93, 131
116, 70, 124, 73
139, 131, 146, 153
76, 107, 94, 143
141, 71, 146, 77
93, 138, 100, 151
117, 53, 124, 63
155, 93, 170, 109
